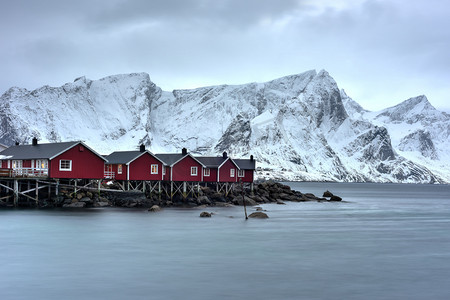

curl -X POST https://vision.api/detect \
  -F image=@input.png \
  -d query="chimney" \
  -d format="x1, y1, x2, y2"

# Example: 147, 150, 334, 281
250, 155, 254, 161
15, 141, 19, 146
223, 151, 228, 159
140, 144, 145, 152
182, 148, 187, 155
32, 137, 38, 146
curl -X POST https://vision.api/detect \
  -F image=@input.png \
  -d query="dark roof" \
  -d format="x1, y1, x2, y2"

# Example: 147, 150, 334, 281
195, 156, 226, 168
234, 158, 256, 170
155, 153, 206, 167
155, 153, 185, 166
105, 150, 165, 165
0, 141, 107, 161
104, 151, 144, 164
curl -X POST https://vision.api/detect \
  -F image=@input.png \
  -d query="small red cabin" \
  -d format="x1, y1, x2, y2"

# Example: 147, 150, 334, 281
156, 148, 205, 182
196, 152, 240, 183
233, 156, 256, 183
0, 139, 106, 179
104, 147, 164, 181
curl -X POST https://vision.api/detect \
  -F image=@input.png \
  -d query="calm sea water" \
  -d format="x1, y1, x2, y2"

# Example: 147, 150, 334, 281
1, 182, 449, 300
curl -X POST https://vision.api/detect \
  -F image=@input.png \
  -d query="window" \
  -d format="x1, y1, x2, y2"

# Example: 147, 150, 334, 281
59, 160, 72, 171
230, 169, 235, 177
238, 170, 245, 177
191, 166, 198, 176
12, 160, 23, 169
163, 168, 166, 175
204, 168, 210, 176
151, 164, 158, 174
36, 159, 48, 169
117, 164, 123, 174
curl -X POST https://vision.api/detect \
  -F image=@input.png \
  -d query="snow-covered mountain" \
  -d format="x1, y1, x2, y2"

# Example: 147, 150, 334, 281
1, 70, 449, 183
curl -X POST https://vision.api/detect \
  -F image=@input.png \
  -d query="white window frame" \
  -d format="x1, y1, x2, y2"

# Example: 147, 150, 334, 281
36, 159, 48, 170
59, 160, 72, 171
117, 164, 123, 174
12, 160, 23, 169
204, 168, 210, 177
151, 164, 158, 174
163, 167, 166, 175
191, 166, 198, 176
230, 169, 235, 177
238, 170, 245, 177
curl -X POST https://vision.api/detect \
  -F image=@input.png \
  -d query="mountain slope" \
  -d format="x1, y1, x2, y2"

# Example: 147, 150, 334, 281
1, 70, 448, 183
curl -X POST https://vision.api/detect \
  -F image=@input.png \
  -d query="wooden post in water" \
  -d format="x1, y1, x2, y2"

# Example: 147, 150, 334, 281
241, 179, 248, 220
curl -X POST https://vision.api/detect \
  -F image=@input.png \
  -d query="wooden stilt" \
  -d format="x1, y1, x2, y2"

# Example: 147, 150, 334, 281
13, 179, 18, 207
35, 179, 39, 204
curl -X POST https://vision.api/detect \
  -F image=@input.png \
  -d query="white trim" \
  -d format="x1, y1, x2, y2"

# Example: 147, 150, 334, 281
117, 164, 123, 174
203, 168, 210, 177
151, 164, 158, 174
230, 169, 235, 177
238, 169, 245, 177
59, 159, 72, 171
171, 153, 206, 168
49, 141, 108, 162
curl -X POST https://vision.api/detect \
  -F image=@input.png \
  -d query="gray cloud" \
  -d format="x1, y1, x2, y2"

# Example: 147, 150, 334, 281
0, 0, 449, 112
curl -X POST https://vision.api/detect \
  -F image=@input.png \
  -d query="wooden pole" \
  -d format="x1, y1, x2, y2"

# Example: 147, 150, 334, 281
241, 179, 248, 220
13, 179, 18, 207
35, 179, 39, 204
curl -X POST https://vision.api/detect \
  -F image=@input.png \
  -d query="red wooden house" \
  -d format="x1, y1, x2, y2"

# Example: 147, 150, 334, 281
104, 145, 164, 181
156, 148, 205, 182
196, 152, 240, 183
0, 138, 106, 179
233, 155, 256, 183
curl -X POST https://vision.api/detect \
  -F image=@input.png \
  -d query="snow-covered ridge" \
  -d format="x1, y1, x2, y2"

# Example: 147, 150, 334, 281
1, 70, 449, 183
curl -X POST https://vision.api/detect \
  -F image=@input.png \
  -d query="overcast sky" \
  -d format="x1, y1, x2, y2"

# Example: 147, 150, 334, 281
1, 0, 449, 112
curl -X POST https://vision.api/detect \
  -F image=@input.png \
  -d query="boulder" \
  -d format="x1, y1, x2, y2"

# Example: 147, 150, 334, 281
95, 201, 110, 207
148, 205, 161, 212
233, 196, 257, 206
197, 196, 211, 205
248, 212, 269, 219
79, 197, 93, 204
63, 202, 86, 208
276, 199, 286, 205
330, 195, 342, 201
323, 190, 334, 197
200, 211, 212, 218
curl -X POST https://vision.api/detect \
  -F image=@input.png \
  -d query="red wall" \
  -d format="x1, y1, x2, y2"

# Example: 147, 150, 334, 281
129, 153, 164, 181
23, 160, 31, 168
218, 159, 238, 183
106, 164, 127, 181
50, 144, 105, 179
202, 168, 218, 182
238, 169, 254, 183
163, 166, 171, 181
171, 156, 203, 182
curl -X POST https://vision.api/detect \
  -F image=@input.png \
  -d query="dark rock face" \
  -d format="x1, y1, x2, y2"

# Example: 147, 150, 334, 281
399, 130, 438, 160
214, 114, 251, 153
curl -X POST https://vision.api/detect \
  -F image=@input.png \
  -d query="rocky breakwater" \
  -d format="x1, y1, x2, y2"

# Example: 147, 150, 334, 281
105, 181, 342, 208
58, 181, 342, 208
60, 189, 111, 208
